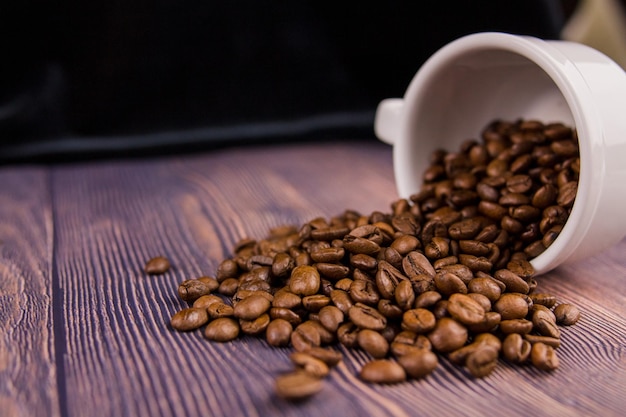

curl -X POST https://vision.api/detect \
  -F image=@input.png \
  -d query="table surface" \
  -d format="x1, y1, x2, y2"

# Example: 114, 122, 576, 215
1, 140, 625, 417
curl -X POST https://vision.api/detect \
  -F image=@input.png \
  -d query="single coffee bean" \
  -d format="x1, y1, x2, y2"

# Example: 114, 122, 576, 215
289, 265, 321, 296
427, 317, 468, 353
466, 293, 492, 312
434, 272, 467, 296
350, 279, 380, 306
266, 318, 293, 347
468, 277, 502, 302
272, 252, 295, 278
466, 311, 501, 333
394, 280, 416, 310
269, 307, 302, 327
303, 347, 343, 367
447, 293, 486, 326
334, 278, 353, 292
217, 277, 239, 296
531, 342, 559, 371
204, 317, 240, 342
216, 259, 239, 281
499, 319, 533, 334
359, 360, 407, 384
178, 278, 216, 302
239, 313, 270, 335
425, 237, 450, 259
290, 351, 330, 378
144, 256, 171, 275
337, 322, 359, 348
448, 218, 482, 240
291, 322, 322, 351
303, 320, 335, 345
466, 345, 499, 378
458, 254, 492, 273
302, 294, 331, 312
233, 294, 271, 320
170, 307, 209, 331
493, 269, 530, 294
377, 299, 404, 320
390, 235, 421, 255
272, 289, 302, 309
553, 303, 581, 326
401, 308, 437, 334
494, 293, 529, 320
207, 302, 235, 319
530, 293, 557, 308
275, 371, 323, 401
350, 254, 378, 271
315, 263, 351, 280
502, 333, 532, 363
375, 261, 405, 299
330, 289, 354, 315
311, 225, 350, 241
192, 294, 224, 309
532, 309, 561, 339
348, 303, 387, 331
318, 305, 344, 332
343, 235, 381, 255
397, 350, 438, 379
402, 251, 436, 279
357, 329, 390, 359
523, 334, 561, 348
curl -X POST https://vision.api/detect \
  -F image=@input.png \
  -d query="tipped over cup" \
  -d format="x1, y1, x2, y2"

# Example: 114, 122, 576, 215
374, 32, 626, 274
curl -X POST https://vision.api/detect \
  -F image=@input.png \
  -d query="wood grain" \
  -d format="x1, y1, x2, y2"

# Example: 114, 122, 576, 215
0, 167, 59, 417
2, 140, 626, 417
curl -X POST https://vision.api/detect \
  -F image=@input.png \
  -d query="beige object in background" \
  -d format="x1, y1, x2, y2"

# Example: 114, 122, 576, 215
561, 0, 626, 68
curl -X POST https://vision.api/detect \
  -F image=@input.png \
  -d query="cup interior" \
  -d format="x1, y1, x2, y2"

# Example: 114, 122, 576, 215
397, 49, 575, 197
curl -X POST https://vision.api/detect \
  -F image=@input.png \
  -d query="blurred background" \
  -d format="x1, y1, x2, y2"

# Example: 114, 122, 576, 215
1, 0, 624, 162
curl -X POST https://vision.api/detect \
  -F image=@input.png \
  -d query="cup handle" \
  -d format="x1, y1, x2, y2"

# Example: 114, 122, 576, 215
374, 98, 404, 145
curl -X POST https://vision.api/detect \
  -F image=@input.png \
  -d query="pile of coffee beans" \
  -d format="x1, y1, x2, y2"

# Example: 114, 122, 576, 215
168, 119, 581, 400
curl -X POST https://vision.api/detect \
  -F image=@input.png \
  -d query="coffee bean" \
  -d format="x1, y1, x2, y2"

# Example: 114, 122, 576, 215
394, 280, 416, 310
269, 307, 302, 326
204, 317, 240, 342
318, 305, 344, 332
266, 318, 293, 347
401, 308, 436, 334
302, 294, 331, 312
192, 294, 224, 309
466, 345, 499, 378
359, 360, 407, 384
272, 289, 302, 309
289, 265, 321, 296
447, 293, 486, 326
554, 303, 581, 326
494, 293, 529, 320
337, 322, 359, 348
468, 277, 502, 302
207, 302, 235, 319
349, 279, 380, 306
428, 317, 468, 353
310, 247, 345, 263
402, 251, 436, 279
144, 256, 171, 275
291, 322, 322, 351
377, 299, 404, 320
523, 334, 561, 348
397, 350, 438, 379
275, 371, 323, 401
531, 342, 559, 371
217, 278, 239, 296
233, 294, 271, 320
348, 303, 387, 331
290, 351, 330, 378
357, 329, 390, 358
170, 307, 209, 331
434, 272, 467, 296
493, 269, 529, 294
448, 218, 482, 240
330, 289, 353, 315
499, 319, 533, 334
239, 313, 270, 335
532, 308, 561, 338
303, 347, 343, 367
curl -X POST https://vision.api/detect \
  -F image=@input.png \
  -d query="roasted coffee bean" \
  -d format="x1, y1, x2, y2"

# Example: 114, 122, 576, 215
438, 264, 473, 284
377, 299, 404, 320
269, 307, 302, 327
204, 317, 240, 342
337, 322, 359, 348
348, 303, 387, 331
233, 294, 271, 320
394, 280, 415, 310
531, 342, 559, 371
524, 334, 561, 348
302, 294, 331, 312
401, 308, 437, 334
350, 254, 378, 271
403, 251, 437, 279
428, 317, 468, 353
506, 259, 535, 280
304, 347, 343, 367
493, 269, 530, 294
434, 272, 467, 296
291, 322, 322, 351
207, 302, 235, 319
170, 307, 209, 331
315, 263, 351, 280
266, 318, 293, 347
343, 235, 381, 255
330, 289, 353, 315
240, 313, 270, 335
554, 303, 581, 326
357, 329, 390, 358
290, 351, 330, 378
499, 319, 533, 334
334, 278, 353, 292
192, 294, 224, 309
458, 254, 492, 273
466, 345, 499, 378
376, 261, 404, 299
178, 278, 216, 302
216, 259, 239, 281
467, 311, 501, 333
468, 277, 502, 302
359, 360, 407, 384
273, 289, 302, 309
431, 300, 450, 320
447, 293, 486, 326
350, 279, 380, 306
448, 218, 482, 240
311, 226, 350, 241
275, 371, 323, 401
494, 293, 529, 320
289, 265, 321, 296
272, 252, 295, 278
397, 350, 438, 379
414, 291, 442, 309
217, 278, 239, 296
144, 256, 171, 275
311, 247, 345, 263
433, 256, 459, 270
502, 333, 532, 363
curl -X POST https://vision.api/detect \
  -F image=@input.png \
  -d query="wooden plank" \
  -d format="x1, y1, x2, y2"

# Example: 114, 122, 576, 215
48, 141, 626, 417
0, 167, 59, 417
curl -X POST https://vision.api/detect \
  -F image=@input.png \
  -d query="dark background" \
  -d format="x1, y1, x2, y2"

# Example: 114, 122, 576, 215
0, 1, 573, 162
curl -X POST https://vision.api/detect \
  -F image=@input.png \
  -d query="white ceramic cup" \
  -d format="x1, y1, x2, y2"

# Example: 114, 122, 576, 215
375, 32, 626, 274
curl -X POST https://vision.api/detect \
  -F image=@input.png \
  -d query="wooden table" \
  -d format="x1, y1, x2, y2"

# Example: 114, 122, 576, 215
2, 140, 625, 417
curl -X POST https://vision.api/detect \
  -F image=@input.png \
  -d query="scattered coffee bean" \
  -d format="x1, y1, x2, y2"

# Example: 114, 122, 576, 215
359, 360, 407, 384
275, 371, 324, 401
144, 256, 171, 275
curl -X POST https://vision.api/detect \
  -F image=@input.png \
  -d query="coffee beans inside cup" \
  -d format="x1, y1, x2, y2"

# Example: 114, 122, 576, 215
168, 119, 581, 400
